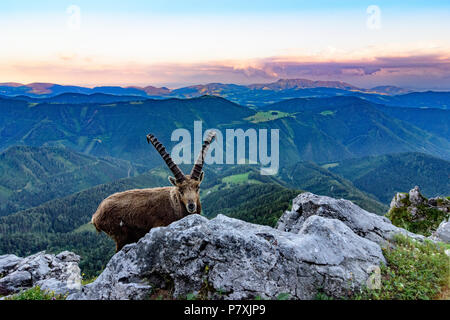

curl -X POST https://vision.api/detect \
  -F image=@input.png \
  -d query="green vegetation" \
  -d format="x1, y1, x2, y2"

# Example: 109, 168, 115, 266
321, 162, 339, 169
356, 234, 450, 300
221, 172, 250, 184
315, 292, 334, 300
244, 110, 291, 123
261, 97, 450, 163
0, 93, 449, 300
387, 205, 449, 236
81, 275, 98, 286
276, 293, 291, 300
5, 286, 66, 300
73, 222, 96, 234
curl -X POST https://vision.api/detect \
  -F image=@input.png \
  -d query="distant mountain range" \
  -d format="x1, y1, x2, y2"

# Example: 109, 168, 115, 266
1, 94, 449, 167
0, 93, 147, 104
1, 78, 448, 109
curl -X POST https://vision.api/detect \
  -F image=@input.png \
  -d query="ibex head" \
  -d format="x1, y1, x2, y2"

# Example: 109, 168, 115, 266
147, 130, 216, 214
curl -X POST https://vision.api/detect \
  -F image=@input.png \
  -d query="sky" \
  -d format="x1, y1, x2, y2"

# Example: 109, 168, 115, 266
1, 1, 449, 89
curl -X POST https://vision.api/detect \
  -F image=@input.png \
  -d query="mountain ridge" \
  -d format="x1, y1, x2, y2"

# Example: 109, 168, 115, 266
0, 94, 449, 165
2, 78, 448, 109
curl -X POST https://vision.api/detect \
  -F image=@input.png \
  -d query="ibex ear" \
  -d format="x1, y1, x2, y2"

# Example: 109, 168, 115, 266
168, 176, 177, 186
198, 171, 204, 183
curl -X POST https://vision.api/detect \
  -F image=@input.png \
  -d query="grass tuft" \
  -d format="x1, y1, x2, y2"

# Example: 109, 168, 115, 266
5, 286, 67, 300
355, 234, 450, 300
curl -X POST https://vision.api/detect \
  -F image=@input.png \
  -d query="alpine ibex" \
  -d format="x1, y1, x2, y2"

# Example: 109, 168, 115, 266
91, 131, 216, 251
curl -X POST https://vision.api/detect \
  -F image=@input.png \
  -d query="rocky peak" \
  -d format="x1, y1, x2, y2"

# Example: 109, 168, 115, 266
409, 186, 426, 206
66, 192, 427, 300
68, 212, 385, 300
278, 192, 423, 245
388, 186, 449, 239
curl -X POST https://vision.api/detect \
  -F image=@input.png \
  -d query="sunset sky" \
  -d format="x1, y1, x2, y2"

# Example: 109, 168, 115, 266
1, 0, 450, 89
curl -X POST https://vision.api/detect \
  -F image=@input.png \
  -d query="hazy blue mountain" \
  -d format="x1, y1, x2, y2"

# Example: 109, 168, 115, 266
326, 152, 450, 204
0, 95, 254, 166
369, 86, 412, 95
0, 93, 149, 104
378, 91, 450, 109
373, 105, 450, 140
259, 96, 450, 161
0, 83, 149, 98
2, 79, 448, 109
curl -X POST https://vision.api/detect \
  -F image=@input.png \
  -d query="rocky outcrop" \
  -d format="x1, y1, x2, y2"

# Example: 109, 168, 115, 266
3, 191, 432, 300
0, 251, 81, 297
388, 186, 449, 237
390, 192, 409, 210
408, 186, 426, 206
277, 192, 424, 245
390, 186, 449, 216
67, 213, 385, 300
430, 219, 450, 243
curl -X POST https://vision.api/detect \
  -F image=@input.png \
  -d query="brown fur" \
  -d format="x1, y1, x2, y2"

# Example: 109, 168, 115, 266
91, 175, 203, 252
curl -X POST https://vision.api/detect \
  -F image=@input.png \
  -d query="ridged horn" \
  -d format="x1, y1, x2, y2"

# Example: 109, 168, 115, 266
190, 131, 216, 180
146, 133, 186, 183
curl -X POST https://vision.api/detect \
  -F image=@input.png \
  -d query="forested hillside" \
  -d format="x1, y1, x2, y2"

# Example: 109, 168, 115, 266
1, 95, 449, 167
327, 152, 450, 204
278, 161, 387, 214
0, 146, 147, 216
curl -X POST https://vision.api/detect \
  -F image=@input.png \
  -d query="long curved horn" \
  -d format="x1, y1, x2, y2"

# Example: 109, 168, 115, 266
146, 133, 186, 183
190, 130, 216, 180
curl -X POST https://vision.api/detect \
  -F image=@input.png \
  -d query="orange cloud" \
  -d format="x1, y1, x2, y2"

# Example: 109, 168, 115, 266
1, 53, 449, 90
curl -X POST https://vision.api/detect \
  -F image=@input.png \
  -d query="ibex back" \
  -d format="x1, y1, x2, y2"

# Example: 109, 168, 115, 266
91, 131, 216, 251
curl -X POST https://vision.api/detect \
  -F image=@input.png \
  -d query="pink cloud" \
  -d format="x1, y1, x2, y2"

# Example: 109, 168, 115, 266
1, 54, 450, 90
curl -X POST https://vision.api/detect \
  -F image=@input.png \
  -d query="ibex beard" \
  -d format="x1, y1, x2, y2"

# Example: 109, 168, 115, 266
91, 131, 216, 252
